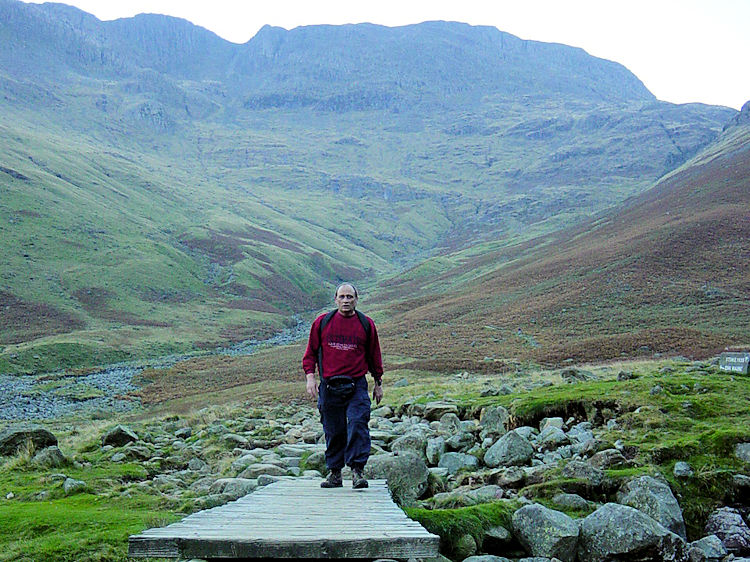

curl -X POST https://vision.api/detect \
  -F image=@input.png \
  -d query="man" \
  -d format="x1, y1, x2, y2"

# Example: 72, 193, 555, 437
303, 283, 384, 489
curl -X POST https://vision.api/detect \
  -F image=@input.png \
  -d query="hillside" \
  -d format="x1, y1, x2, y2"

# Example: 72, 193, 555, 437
375, 115, 750, 370
0, 0, 738, 373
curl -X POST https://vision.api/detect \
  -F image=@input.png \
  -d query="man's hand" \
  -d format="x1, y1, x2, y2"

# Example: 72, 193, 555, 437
372, 382, 383, 405
305, 373, 318, 400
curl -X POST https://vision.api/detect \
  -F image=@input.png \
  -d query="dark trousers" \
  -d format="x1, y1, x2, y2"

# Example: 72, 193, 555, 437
318, 376, 371, 471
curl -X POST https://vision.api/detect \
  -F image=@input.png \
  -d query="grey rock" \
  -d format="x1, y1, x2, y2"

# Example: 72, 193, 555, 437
493, 466, 526, 488
365, 452, 430, 503
111, 452, 127, 462
735, 442, 750, 463
463, 556, 512, 562
540, 417, 565, 431
483, 525, 512, 549
445, 432, 475, 452
688, 534, 727, 561
439, 412, 462, 434
188, 458, 208, 472
560, 460, 605, 487
231, 453, 260, 473
222, 433, 249, 447
617, 475, 687, 538
63, 477, 86, 495
512, 503, 579, 562
391, 431, 428, 458
578, 503, 688, 562
514, 426, 539, 440
589, 449, 627, 470
537, 426, 569, 451
479, 405, 509, 438
101, 424, 138, 447
426, 436, 446, 465
438, 452, 479, 475
467, 485, 504, 503
0, 425, 58, 455
238, 463, 288, 479
559, 367, 597, 383
301, 450, 327, 473
674, 461, 695, 478
484, 430, 535, 468
31, 446, 68, 468
552, 493, 592, 511
704, 506, 750, 554
222, 478, 258, 498
423, 402, 459, 421
174, 427, 192, 439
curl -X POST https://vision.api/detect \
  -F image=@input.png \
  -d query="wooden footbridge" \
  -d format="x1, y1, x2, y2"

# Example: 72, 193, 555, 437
128, 478, 440, 560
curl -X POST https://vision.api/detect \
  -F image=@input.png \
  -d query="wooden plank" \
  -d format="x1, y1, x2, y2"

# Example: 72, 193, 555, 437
128, 478, 439, 559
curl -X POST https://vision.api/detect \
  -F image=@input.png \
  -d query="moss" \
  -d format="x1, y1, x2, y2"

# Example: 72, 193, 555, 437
405, 501, 515, 556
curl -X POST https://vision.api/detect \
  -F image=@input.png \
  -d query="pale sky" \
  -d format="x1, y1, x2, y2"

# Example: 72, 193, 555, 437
23, 0, 750, 110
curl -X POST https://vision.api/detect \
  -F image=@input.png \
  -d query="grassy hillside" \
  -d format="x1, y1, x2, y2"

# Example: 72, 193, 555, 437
0, 5, 738, 373
370, 123, 750, 370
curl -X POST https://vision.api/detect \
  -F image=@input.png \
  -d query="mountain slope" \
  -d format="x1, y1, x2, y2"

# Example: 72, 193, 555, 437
376, 118, 750, 369
0, 0, 738, 372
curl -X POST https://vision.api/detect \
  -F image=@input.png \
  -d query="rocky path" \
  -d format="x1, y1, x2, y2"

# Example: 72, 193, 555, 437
0, 318, 308, 421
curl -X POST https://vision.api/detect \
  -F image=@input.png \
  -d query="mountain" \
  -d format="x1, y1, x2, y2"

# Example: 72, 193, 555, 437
0, 0, 738, 373
375, 118, 750, 371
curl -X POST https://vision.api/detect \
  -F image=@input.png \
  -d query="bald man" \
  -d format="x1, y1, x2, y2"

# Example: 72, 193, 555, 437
303, 283, 384, 489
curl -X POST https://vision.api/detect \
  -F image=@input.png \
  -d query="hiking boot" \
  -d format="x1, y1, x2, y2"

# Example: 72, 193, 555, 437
352, 468, 368, 489
320, 469, 342, 488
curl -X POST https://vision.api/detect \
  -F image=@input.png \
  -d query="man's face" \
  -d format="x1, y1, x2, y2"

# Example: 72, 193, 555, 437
335, 285, 358, 316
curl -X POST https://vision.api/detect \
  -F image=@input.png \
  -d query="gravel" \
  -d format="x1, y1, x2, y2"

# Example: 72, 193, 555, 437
0, 317, 309, 421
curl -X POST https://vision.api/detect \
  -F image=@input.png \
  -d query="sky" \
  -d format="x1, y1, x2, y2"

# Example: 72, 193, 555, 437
23, 0, 750, 110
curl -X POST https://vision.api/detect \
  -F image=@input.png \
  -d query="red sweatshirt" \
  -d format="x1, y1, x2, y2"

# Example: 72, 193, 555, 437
302, 311, 384, 381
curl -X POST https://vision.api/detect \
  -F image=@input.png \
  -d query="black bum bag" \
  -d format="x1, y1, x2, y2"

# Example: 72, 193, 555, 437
325, 376, 356, 399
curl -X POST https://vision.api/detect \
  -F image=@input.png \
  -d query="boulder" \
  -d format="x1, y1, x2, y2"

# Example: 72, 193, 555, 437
223, 478, 258, 499
391, 431, 427, 458
688, 534, 727, 562
616, 475, 687, 538
63, 478, 87, 496
704, 506, 750, 554
552, 493, 592, 511
560, 460, 605, 488
101, 425, 138, 447
31, 446, 68, 468
559, 367, 597, 383
578, 503, 688, 562
512, 503, 579, 562
537, 426, 569, 451
588, 449, 627, 470
479, 405, 509, 438
540, 417, 565, 431
423, 402, 459, 421
445, 432, 475, 452
426, 436, 446, 465
736, 443, 750, 463
463, 557, 512, 562
438, 452, 479, 475
238, 463, 288, 479
484, 430, 534, 468
0, 425, 57, 456
365, 452, 430, 503
674, 461, 695, 478
439, 412, 463, 434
